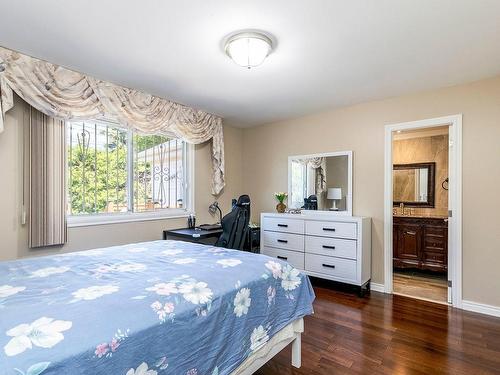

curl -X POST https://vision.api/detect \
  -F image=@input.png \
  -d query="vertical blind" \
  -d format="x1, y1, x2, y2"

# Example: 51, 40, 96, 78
29, 106, 67, 248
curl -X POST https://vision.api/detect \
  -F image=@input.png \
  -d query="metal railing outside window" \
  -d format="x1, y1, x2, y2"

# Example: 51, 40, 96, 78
67, 120, 187, 217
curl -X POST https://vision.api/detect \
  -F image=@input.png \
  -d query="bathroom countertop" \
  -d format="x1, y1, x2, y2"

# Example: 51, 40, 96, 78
393, 214, 448, 219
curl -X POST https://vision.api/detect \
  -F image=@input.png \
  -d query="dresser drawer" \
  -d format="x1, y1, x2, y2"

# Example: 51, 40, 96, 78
305, 254, 357, 281
422, 251, 446, 264
262, 231, 304, 252
425, 226, 447, 238
305, 220, 357, 239
262, 217, 304, 234
305, 236, 357, 259
424, 239, 446, 252
262, 248, 304, 269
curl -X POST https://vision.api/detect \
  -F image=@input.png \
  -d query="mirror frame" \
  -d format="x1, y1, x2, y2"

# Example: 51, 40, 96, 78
287, 150, 353, 216
393, 162, 436, 207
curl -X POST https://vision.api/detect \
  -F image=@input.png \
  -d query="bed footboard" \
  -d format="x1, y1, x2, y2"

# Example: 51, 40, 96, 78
231, 318, 304, 374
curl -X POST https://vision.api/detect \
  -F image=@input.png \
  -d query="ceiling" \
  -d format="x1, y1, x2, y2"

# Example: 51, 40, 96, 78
0, 1, 499, 127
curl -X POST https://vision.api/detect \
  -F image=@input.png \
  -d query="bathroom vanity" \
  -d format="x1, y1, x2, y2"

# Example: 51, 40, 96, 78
393, 215, 448, 273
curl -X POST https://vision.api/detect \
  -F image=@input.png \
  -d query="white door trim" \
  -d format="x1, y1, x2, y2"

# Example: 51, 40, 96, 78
383, 114, 462, 308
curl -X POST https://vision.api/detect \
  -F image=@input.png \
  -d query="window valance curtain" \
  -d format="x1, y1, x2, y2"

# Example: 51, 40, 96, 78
0, 47, 225, 194
296, 157, 326, 193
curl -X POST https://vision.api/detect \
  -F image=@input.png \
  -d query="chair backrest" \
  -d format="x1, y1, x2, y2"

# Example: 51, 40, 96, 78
303, 194, 318, 210
215, 195, 250, 250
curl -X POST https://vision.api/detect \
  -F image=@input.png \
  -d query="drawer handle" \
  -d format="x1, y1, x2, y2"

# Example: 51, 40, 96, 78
277, 239, 288, 243
322, 227, 336, 232
406, 231, 417, 235
322, 245, 336, 250
277, 224, 288, 228
322, 264, 336, 269
277, 256, 288, 260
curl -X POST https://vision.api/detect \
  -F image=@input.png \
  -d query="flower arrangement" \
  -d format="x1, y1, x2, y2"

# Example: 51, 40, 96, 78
274, 192, 288, 203
274, 192, 288, 213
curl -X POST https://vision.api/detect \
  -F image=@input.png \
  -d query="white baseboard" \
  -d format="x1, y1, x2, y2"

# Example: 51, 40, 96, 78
367, 284, 500, 318
462, 300, 500, 318
370, 283, 386, 293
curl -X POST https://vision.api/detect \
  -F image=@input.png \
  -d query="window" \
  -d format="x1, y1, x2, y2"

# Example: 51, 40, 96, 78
289, 160, 316, 209
66, 119, 191, 224
290, 160, 306, 209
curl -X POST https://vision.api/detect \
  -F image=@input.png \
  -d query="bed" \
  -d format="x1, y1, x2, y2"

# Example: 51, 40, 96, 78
0, 240, 315, 375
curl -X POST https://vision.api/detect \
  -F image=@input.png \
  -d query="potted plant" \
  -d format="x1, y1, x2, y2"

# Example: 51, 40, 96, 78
274, 192, 288, 213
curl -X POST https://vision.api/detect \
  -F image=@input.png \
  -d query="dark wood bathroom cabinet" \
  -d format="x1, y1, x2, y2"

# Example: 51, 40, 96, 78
393, 216, 448, 273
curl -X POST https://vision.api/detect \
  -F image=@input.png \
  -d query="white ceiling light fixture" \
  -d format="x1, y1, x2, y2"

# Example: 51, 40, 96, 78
224, 31, 273, 69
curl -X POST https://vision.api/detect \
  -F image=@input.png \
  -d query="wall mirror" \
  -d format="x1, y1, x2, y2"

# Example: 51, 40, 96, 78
393, 162, 435, 207
288, 151, 353, 215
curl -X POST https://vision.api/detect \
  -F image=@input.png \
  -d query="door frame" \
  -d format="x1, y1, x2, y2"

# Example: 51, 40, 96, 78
384, 114, 462, 308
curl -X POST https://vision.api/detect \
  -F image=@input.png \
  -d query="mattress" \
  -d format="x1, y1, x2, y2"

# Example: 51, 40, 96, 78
0, 240, 315, 374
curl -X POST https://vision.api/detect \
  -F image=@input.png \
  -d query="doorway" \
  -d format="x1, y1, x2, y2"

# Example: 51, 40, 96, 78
384, 115, 462, 308
392, 126, 449, 303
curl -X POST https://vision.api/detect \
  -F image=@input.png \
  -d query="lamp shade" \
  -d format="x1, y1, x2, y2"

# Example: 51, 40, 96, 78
327, 188, 342, 200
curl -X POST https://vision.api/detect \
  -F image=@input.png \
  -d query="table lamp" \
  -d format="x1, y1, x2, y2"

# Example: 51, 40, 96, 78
208, 201, 223, 223
327, 188, 342, 211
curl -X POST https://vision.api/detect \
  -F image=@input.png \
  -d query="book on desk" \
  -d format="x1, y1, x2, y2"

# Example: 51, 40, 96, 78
197, 223, 222, 231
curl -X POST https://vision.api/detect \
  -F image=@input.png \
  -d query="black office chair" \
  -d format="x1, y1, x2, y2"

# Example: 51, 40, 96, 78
215, 195, 250, 250
303, 194, 318, 210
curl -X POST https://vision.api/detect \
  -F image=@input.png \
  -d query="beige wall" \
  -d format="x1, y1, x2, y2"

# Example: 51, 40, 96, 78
0, 95, 243, 261
2, 76, 500, 308
393, 134, 449, 217
242, 75, 500, 307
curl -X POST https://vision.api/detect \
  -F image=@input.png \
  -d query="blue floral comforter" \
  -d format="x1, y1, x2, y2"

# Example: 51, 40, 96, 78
0, 240, 315, 375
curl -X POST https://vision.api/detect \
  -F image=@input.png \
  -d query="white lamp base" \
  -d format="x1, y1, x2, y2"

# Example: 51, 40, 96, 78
329, 200, 339, 211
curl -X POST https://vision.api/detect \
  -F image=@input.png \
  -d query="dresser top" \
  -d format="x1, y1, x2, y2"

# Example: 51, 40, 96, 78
261, 212, 370, 222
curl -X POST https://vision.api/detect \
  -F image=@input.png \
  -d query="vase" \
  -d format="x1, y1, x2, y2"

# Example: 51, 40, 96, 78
276, 202, 286, 213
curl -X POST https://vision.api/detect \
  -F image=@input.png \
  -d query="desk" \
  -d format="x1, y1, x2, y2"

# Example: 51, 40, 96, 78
163, 227, 260, 252
163, 228, 222, 244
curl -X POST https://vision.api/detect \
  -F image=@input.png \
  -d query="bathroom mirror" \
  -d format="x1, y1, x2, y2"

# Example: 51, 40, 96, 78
288, 151, 353, 215
393, 162, 435, 207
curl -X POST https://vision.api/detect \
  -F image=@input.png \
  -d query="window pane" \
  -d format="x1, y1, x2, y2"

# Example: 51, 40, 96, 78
306, 164, 316, 196
67, 121, 128, 215
133, 134, 185, 212
290, 160, 305, 208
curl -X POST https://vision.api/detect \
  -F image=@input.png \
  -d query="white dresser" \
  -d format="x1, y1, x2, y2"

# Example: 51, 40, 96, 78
261, 212, 372, 295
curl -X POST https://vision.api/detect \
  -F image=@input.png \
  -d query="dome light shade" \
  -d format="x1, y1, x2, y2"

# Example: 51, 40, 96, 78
225, 32, 273, 69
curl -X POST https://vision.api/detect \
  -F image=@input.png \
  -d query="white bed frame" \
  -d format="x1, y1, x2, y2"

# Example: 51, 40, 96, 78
231, 318, 303, 374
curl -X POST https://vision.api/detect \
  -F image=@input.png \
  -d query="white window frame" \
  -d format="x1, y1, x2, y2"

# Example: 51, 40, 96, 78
66, 120, 195, 228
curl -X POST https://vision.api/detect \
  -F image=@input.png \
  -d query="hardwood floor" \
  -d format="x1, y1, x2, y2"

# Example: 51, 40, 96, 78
393, 270, 448, 303
256, 282, 500, 375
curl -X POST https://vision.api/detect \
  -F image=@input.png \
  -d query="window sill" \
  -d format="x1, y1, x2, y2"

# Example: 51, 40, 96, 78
67, 210, 193, 228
